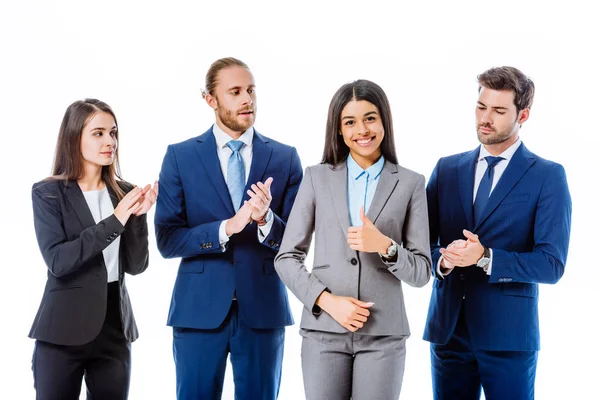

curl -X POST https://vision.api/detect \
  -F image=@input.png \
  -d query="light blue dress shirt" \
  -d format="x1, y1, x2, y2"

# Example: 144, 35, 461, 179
347, 154, 385, 226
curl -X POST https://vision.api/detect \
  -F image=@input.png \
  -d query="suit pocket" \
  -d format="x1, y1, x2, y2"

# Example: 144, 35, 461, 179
263, 258, 276, 275
499, 193, 530, 206
502, 282, 537, 298
48, 286, 82, 292
178, 261, 205, 274
311, 264, 330, 270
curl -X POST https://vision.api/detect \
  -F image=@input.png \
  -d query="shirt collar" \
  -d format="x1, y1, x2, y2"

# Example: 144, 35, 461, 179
347, 154, 385, 180
212, 123, 254, 150
478, 137, 522, 162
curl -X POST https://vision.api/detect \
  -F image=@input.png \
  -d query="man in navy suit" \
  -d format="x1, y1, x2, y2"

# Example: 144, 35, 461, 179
155, 57, 302, 399
423, 66, 572, 400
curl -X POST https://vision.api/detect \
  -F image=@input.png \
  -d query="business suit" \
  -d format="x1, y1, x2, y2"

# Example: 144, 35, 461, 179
275, 160, 431, 400
30, 179, 149, 399
155, 127, 302, 399
423, 143, 572, 399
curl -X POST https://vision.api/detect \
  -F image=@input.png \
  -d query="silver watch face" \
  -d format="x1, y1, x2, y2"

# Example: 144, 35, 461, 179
477, 257, 490, 268
387, 244, 397, 257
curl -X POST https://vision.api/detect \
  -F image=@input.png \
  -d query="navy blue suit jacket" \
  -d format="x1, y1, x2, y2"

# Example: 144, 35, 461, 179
155, 128, 302, 330
423, 143, 571, 351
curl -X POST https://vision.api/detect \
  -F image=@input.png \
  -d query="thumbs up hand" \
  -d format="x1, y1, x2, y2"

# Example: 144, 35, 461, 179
347, 206, 392, 253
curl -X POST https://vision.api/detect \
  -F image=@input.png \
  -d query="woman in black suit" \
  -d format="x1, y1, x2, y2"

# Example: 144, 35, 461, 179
30, 99, 158, 399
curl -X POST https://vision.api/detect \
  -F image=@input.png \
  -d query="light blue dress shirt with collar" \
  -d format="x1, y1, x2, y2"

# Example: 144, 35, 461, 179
347, 154, 385, 226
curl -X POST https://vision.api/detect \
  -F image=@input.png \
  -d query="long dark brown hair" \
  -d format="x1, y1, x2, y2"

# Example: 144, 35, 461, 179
321, 79, 398, 166
51, 98, 125, 199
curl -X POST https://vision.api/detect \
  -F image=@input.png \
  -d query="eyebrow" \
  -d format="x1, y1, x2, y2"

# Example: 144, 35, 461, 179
228, 84, 255, 91
342, 111, 378, 120
90, 126, 117, 131
477, 101, 509, 110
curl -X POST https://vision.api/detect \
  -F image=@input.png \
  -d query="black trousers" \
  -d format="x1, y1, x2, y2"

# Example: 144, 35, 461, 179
32, 282, 131, 400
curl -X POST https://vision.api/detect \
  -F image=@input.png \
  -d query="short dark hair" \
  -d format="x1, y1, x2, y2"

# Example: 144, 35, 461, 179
321, 79, 398, 166
202, 57, 249, 99
477, 66, 535, 112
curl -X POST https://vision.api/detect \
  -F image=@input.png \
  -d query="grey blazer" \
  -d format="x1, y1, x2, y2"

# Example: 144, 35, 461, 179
275, 161, 432, 336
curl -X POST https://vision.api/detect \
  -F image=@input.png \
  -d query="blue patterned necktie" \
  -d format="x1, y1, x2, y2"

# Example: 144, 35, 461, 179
473, 156, 504, 224
226, 140, 245, 211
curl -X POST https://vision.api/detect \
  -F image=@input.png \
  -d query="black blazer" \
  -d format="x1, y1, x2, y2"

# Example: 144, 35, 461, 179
29, 179, 149, 346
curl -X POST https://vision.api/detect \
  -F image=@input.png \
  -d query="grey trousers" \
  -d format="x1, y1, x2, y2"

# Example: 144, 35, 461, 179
300, 329, 407, 400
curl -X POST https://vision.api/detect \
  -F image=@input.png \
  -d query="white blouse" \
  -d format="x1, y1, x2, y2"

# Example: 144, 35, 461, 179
82, 188, 120, 282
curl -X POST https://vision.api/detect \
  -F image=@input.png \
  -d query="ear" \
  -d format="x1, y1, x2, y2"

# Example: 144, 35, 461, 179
205, 93, 218, 110
517, 108, 530, 125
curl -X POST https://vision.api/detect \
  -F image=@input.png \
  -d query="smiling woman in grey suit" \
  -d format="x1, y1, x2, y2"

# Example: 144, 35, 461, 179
29, 99, 158, 399
275, 80, 432, 400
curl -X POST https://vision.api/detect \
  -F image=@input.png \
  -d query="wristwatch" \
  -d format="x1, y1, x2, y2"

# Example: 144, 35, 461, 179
257, 209, 273, 226
379, 239, 399, 259
476, 246, 491, 269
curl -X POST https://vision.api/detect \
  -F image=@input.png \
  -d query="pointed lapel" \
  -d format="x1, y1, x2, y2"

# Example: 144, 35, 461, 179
473, 144, 535, 230
366, 161, 398, 224
243, 132, 272, 204
195, 128, 235, 214
457, 148, 480, 230
328, 163, 352, 234
65, 181, 97, 229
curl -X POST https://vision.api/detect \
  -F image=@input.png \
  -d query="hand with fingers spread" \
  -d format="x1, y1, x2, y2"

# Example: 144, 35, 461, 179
316, 291, 374, 332
347, 206, 392, 254
247, 177, 273, 223
225, 200, 254, 236
133, 181, 159, 216
114, 187, 145, 226
440, 230, 485, 267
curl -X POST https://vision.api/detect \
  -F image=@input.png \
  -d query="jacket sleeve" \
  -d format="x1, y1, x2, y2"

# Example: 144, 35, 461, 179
260, 147, 304, 252
154, 145, 223, 259
32, 184, 125, 278
384, 174, 432, 287
274, 167, 328, 314
489, 163, 572, 284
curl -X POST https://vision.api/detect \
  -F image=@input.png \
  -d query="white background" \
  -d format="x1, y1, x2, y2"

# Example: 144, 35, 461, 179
0, 0, 597, 398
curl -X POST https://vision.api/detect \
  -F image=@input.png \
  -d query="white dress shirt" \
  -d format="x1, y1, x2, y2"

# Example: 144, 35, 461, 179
82, 188, 120, 282
438, 138, 522, 277
212, 123, 274, 246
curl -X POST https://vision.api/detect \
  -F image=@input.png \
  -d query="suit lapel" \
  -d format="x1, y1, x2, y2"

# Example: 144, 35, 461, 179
328, 163, 352, 234
473, 143, 535, 231
195, 128, 235, 214
243, 132, 272, 203
65, 181, 97, 229
458, 148, 479, 231
366, 161, 398, 224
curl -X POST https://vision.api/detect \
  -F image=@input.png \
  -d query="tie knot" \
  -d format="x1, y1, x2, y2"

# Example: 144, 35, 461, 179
226, 140, 244, 152
484, 156, 503, 169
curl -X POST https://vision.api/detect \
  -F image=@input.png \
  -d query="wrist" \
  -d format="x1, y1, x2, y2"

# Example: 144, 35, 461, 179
379, 236, 392, 254
255, 208, 271, 226
316, 291, 333, 310
225, 218, 236, 236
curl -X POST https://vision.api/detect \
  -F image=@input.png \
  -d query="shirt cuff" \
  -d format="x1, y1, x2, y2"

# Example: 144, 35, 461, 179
218, 220, 230, 251
485, 249, 493, 275
257, 209, 274, 243
436, 256, 454, 278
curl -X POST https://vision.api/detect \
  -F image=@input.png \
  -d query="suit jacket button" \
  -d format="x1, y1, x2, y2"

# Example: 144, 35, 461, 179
460, 274, 466, 281
350, 258, 358, 266
106, 237, 111, 242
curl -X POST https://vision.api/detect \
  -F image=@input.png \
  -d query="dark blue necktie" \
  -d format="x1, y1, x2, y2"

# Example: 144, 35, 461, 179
474, 156, 504, 224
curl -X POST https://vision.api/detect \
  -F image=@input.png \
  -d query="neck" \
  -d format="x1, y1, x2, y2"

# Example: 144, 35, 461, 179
484, 133, 519, 156
350, 151, 381, 170
78, 165, 104, 191
215, 119, 244, 140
